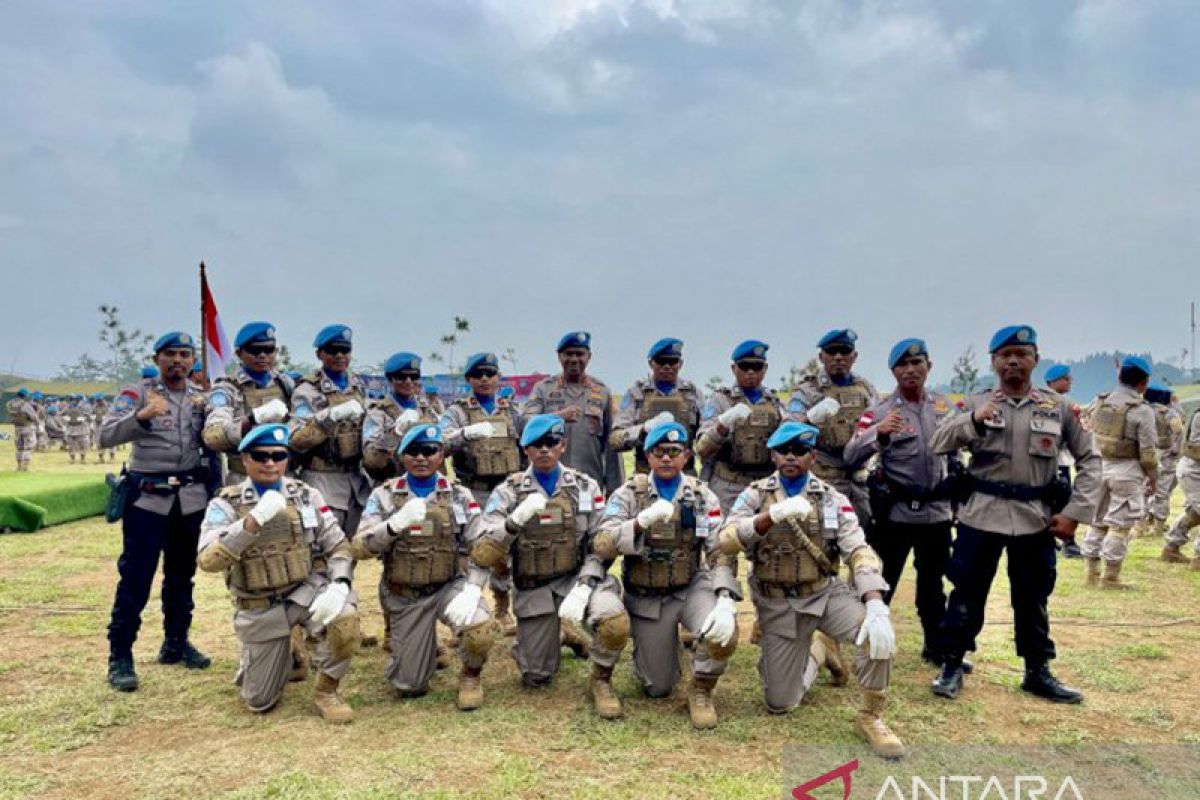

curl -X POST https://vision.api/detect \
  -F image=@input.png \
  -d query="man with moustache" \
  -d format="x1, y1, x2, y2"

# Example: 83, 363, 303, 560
362, 352, 442, 483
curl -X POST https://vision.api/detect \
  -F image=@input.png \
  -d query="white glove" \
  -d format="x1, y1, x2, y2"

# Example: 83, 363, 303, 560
768, 494, 813, 524
642, 411, 674, 433
855, 598, 897, 661
329, 399, 364, 423
386, 498, 427, 533
252, 398, 289, 424
309, 581, 349, 627
510, 494, 548, 526
463, 422, 495, 441
806, 397, 841, 425
558, 582, 593, 626
717, 404, 752, 429
392, 408, 421, 433
248, 490, 287, 527
444, 583, 482, 628
699, 595, 737, 647
636, 498, 675, 529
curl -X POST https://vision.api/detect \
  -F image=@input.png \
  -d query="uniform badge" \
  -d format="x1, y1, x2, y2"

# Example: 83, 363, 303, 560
667, 430, 680, 442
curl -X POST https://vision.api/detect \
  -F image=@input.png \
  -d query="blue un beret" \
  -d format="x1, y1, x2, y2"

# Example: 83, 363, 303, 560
465, 352, 499, 374
17, 387, 29, 397
647, 338, 683, 360
384, 352, 422, 375
767, 421, 820, 450
313, 324, 353, 349
644, 422, 689, 451
32, 391, 43, 400
521, 414, 566, 447
1145, 382, 1171, 405
1121, 355, 1152, 377
153, 331, 195, 353
399, 423, 444, 455
141, 366, 160, 379
988, 324, 1037, 353
235, 321, 277, 349
888, 338, 928, 369
557, 331, 591, 352
732, 340, 769, 361
238, 423, 290, 452
1044, 364, 1071, 383
818, 329, 858, 350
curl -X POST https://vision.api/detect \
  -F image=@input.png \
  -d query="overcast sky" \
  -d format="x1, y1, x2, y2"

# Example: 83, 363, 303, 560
2, 0, 1198, 389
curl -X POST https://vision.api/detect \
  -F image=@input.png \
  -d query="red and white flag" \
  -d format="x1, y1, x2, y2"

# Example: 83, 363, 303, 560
200, 263, 232, 382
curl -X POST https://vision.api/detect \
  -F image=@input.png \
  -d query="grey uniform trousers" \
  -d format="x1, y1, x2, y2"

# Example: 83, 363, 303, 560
625, 571, 730, 697
513, 573, 626, 684
382, 577, 491, 694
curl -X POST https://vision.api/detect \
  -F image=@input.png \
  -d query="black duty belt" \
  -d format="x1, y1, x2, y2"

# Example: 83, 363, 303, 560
132, 471, 203, 493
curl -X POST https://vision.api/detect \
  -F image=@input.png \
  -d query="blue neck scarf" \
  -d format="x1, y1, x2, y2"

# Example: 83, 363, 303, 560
252, 480, 283, 496
405, 473, 439, 498
743, 387, 763, 405
654, 381, 676, 395
780, 473, 809, 497
830, 373, 853, 387
244, 368, 271, 388
393, 393, 417, 409
324, 369, 348, 391
475, 393, 496, 414
534, 466, 561, 497
653, 474, 682, 502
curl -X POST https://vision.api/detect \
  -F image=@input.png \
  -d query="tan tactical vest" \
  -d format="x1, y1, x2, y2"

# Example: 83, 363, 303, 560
220, 485, 313, 600
385, 483, 458, 589
459, 401, 520, 479
728, 394, 781, 472
634, 390, 694, 474
623, 474, 701, 592
816, 380, 873, 450
1184, 414, 1200, 460
1152, 406, 1172, 450
750, 480, 839, 587
227, 378, 290, 474
304, 374, 364, 470
7, 400, 35, 427
1092, 394, 1140, 459
509, 475, 582, 588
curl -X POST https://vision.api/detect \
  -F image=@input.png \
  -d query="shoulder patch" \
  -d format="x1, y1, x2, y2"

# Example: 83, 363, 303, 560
210, 388, 232, 408
204, 503, 232, 526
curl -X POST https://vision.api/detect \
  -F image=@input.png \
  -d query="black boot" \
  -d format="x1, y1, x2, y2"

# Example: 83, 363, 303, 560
1020, 663, 1082, 704
921, 647, 973, 674
931, 657, 964, 700
1062, 539, 1083, 559
157, 639, 212, 670
108, 656, 139, 692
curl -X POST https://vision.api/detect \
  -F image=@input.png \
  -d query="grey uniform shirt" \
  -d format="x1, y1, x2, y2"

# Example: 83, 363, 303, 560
523, 375, 624, 493
361, 394, 440, 479
931, 388, 1101, 535
695, 386, 790, 464
355, 474, 482, 569
440, 396, 524, 453
203, 368, 294, 453
1084, 384, 1159, 482
100, 379, 209, 516
609, 379, 704, 451
787, 371, 880, 473
844, 391, 955, 524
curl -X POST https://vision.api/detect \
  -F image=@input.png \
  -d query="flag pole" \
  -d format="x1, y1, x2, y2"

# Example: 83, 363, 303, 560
199, 260, 208, 383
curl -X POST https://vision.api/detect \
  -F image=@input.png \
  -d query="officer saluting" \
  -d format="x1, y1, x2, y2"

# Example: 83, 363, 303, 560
930, 325, 1100, 704
609, 338, 705, 476
100, 332, 213, 692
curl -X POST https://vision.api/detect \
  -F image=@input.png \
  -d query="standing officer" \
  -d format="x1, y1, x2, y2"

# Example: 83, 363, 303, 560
440, 351, 524, 635
288, 325, 370, 536
718, 422, 903, 759
64, 394, 92, 463
100, 332, 213, 692
202, 321, 294, 486
594, 422, 739, 729
6, 388, 38, 471
1163, 401, 1200, 569
447, 414, 631, 719
930, 325, 1099, 704
844, 339, 957, 669
1043, 364, 1084, 558
696, 340, 791, 513
1139, 382, 1183, 538
609, 338, 704, 475
353, 424, 495, 710
362, 352, 441, 482
789, 329, 879, 527
524, 332, 623, 494
91, 393, 115, 463
196, 423, 359, 723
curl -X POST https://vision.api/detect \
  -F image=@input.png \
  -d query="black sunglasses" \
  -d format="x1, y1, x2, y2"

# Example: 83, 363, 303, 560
527, 434, 564, 450
242, 344, 277, 356
246, 450, 290, 463
772, 442, 813, 457
403, 443, 442, 458
388, 371, 421, 382
468, 368, 499, 379
651, 357, 681, 367
735, 360, 766, 372
822, 345, 855, 356
322, 345, 352, 356
649, 445, 687, 459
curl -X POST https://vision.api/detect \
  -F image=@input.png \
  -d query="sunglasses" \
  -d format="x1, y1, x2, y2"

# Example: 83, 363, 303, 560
771, 442, 813, 457
404, 443, 442, 458
467, 368, 499, 379
649, 445, 687, 459
322, 345, 352, 356
388, 371, 421, 382
651, 357, 681, 367
735, 360, 766, 372
242, 344, 277, 356
527, 435, 564, 450
246, 450, 290, 463
822, 345, 855, 356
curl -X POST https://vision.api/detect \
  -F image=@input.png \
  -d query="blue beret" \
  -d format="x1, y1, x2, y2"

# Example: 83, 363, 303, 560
17, 388, 29, 397
731, 340, 769, 361
141, 367, 160, 379
498, 385, 515, 400
1148, 380, 1170, 394
988, 324, 1037, 353
888, 338, 927, 369
384, 352, 422, 375
1044, 364, 1071, 383
31, 391, 42, 400
238, 423, 290, 452
557, 331, 591, 351
520, 414, 566, 446
313, 324, 352, 349
1144, 381, 1171, 405
817, 329, 858, 349
286, 371, 303, 381
235, 321, 277, 348
1121, 355, 1152, 377
647, 338, 683, 360
399, 423, 444, 455
92, 393, 104, 400
153, 331, 195, 353
192, 361, 203, 374
644, 422, 689, 451
465, 352, 499, 374
767, 421, 820, 450
422, 381, 437, 393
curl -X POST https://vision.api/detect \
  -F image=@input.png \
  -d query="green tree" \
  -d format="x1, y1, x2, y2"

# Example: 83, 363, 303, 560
56, 353, 106, 382
429, 316, 471, 375
950, 346, 980, 395
502, 347, 519, 374
98, 304, 154, 383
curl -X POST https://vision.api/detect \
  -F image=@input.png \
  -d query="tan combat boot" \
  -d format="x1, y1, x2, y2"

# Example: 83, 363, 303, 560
1100, 561, 1134, 591
749, 619, 762, 646
289, 625, 310, 683
1161, 544, 1189, 564
688, 674, 719, 730
457, 667, 484, 711
590, 664, 623, 720
854, 689, 906, 759
1190, 557, 1200, 572
1149, 518, 1167, 537
809, 632, 848, 687
561, 625, 590, 660
1084, 558, 1101, 587
313, 673, 353, 724
493, 590, 517, 637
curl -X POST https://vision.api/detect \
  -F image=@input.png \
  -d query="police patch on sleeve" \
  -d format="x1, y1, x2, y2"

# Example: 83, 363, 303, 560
604, 496, 624, 516
293, 399, 314, 419
365, 495, 381, 517
210, 389, 231, 408
204, 504, 231, 526
485, 492, 502, 514
620, 392, 633, 411
787, 397, 807, 414
362, 417, 379, 440
701, 400, 717, 420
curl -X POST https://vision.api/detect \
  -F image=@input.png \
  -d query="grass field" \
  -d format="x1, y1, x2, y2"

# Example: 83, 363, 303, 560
0, 427, 115, 531
1, 438, 1199, 798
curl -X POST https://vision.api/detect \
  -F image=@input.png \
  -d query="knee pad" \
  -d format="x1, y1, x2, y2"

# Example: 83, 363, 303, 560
705, 626, 739, 662
594, 612, 630, 651
325, 611, 360, 661
471, 537, 508, 570
591, 530, 618, 561
459, 620, 494, 659
197, 542, 237, 573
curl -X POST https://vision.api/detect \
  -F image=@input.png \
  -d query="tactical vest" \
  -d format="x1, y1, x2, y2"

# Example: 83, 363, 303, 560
623, 475, 701, 593
634, 390, 695, 473
227, 377, 291, 475
1152, 406, 1172, 450
303, 375, 364, 470
220, 485, 313, 600
1184, 414, 1200, 461
750, 480, 839, 587
64, 408, 90, 435
509, 475, 582, 588
459, 401, 520, 480
816, 380, 873, 450
7, 401, 35, 427
1092, 394, 1140, 459
385, 482, 459, 589
729, 396, 780, 473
